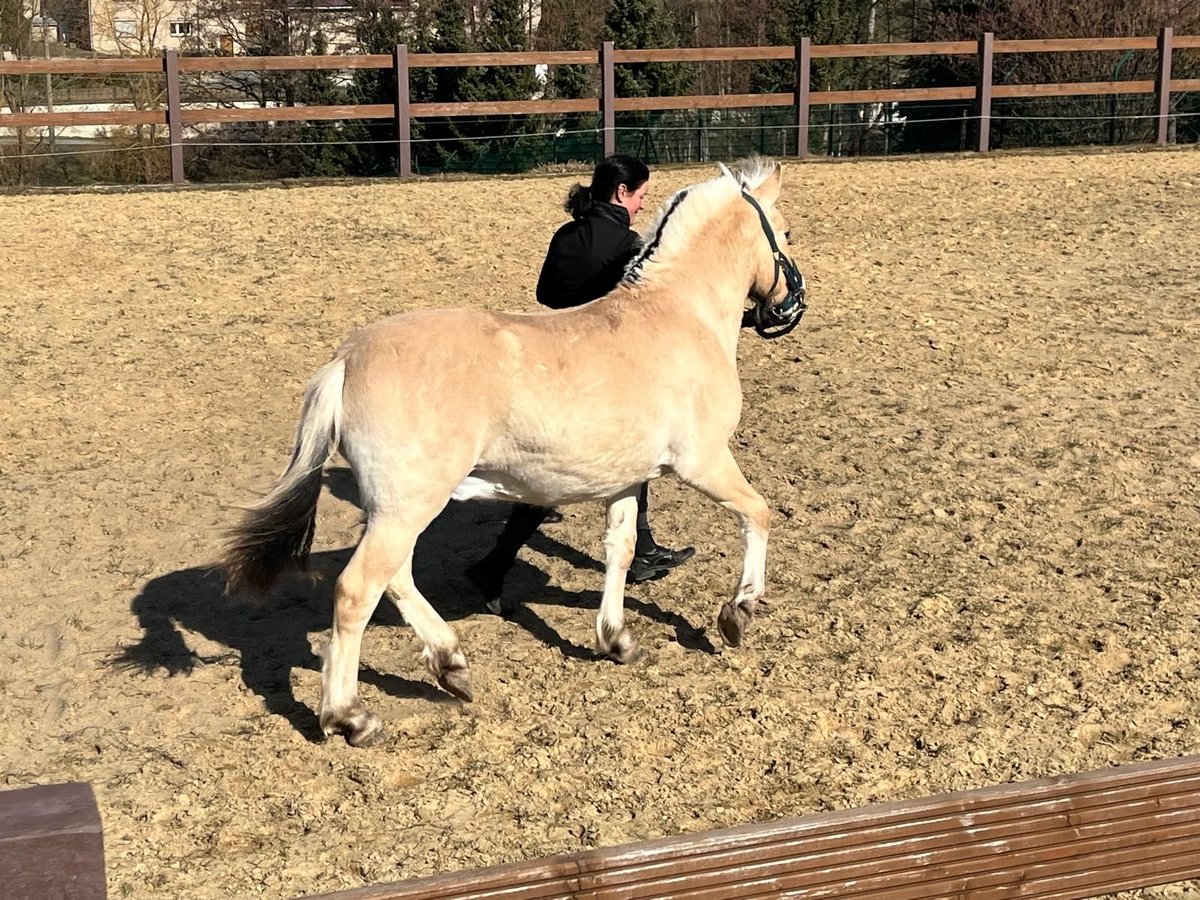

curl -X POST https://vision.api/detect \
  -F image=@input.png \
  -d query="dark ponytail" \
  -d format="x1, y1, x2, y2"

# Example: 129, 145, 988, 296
564, 154, 650, 220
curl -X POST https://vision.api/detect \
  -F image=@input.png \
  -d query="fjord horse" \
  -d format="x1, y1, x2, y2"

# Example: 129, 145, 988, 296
223, 158, 805, 746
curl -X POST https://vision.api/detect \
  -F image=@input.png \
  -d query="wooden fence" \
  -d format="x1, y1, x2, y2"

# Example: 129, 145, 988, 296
305, 755, 1200, 900
1, 30, 1198, 183
5, 757, 1199, 899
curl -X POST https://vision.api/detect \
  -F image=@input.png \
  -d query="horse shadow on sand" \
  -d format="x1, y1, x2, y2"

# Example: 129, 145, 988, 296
117, 467, 715, 741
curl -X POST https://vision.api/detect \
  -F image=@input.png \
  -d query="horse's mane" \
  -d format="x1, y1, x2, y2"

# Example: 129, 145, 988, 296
623, 156, 777, 286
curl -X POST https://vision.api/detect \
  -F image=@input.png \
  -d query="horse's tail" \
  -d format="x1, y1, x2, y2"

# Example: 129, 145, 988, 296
222, 357, 346, 594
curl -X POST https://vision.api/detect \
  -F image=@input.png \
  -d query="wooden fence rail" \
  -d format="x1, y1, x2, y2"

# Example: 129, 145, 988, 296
303, 755, 1200, 900
0, 30, 1196, 184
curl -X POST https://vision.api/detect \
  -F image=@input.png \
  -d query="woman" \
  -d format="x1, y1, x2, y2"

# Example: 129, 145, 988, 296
468, 155, 695, 611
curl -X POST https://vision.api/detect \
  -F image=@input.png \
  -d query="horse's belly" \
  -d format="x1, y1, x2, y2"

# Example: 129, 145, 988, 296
450, 473, 525, 503
451, 460, 665, 506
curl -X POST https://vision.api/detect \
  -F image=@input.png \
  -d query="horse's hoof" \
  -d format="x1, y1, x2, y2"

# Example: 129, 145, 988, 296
438, 667, 474, 702
321, 703, 384, 748
599, 627, 642, 665
717, 601, 753, 648
347, 717, 386, 748
609, 643, 645, 665
426, 647, 474, 702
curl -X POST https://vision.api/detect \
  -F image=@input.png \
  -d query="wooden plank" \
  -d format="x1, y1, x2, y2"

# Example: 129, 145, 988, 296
681, 807, 1200, 899
993, 37, 1159, 53
579, 780, 1200, 898
1026, 862, 1200, 900
615, 93, 794, 112
612, 47, 793, 63
810, 86, 976, 105
463, 793, 1200, 900
0, 37, 1195, 79
992, 80, 1156, 98
0, 783, 106, 900
0, 109, 165, 127
178, 104, 393, 125
177, 54, 391, 72
845, 834, 1200, 900
409, 99, 597, 118
1172, 78, 1200, 91
410, 51, 596, 68
304, 756, 1200, 900
173, 98, 597, 122
811, 40, 977, 58
0, 57, 161, 74
507, 779, 1200, 900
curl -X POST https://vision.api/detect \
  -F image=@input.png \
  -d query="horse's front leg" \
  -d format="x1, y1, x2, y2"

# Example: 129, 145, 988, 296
596, 488, 641, 663
678, 447, 770, 648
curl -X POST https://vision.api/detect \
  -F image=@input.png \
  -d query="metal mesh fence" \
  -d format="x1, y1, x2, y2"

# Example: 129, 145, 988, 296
3, 99, 1199, 186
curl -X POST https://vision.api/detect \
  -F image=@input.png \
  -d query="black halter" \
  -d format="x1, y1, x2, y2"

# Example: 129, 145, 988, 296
741, 189, 808, 340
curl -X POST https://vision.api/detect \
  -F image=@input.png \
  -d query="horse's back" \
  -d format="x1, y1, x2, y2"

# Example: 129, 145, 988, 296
330, 297, 740, 507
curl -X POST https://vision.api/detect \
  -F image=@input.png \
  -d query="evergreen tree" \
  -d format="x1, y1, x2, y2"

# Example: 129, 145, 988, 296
428, 0, 473, 103
296, 30, 357, 176
345, 0, 411, 175
897, 0, 1200, 152
469, 0, 538, 100
544, 16, 597, 163
415, 0, 480, 170
548, 17, 593, 101
601, 0, 691, 98
459, 0, 539, 170
601, 0, 692, 159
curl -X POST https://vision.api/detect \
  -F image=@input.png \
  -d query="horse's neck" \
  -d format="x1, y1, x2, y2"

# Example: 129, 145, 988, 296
667, 219, 754, 349
624, 268, 744, 364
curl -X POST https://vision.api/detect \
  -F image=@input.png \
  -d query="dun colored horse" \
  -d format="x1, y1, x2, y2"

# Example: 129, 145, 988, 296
223, 158, 806, 746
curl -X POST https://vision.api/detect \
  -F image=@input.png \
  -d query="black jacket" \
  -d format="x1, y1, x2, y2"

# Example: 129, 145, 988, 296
536, 202, 639, 309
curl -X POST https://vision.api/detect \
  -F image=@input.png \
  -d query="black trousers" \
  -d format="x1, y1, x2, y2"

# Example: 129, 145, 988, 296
476, 484, 653, 585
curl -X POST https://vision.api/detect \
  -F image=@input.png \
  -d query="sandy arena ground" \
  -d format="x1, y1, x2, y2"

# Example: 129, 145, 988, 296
2, 148, 1199, 898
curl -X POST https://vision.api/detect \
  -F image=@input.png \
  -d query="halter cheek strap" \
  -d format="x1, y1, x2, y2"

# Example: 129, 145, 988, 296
741, 189, 808, 340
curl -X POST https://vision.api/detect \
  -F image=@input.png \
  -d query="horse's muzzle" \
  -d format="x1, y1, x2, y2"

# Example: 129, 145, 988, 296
753, 261, 807, 339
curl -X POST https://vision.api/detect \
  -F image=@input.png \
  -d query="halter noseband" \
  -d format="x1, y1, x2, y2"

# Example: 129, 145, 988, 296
741, 189, 808, 340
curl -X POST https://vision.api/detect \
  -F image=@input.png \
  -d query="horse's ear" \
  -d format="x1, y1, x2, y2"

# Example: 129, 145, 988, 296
717, 162, 736, 183
749, 161, 783, 206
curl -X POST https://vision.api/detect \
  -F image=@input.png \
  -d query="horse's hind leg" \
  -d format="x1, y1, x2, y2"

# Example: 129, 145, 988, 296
596, 489, 641, 663
320, 517, 414, 747
676, 447, 770, 648
385, 568, 473, 701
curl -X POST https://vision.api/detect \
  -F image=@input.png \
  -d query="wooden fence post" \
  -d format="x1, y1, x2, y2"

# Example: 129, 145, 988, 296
394, 44, 412, 177
1155, 26, 1174, 145
600, 40, 615, 158
795, 37, 811, 160
163, 49, 184, 184
977, 32, 994, 153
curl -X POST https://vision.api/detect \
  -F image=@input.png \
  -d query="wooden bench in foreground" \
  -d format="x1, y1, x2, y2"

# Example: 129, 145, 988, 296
309, 754, 1200, 900
0, 782, 106, 900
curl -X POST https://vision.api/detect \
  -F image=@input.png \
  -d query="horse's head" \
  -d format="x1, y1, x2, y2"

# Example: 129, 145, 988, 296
724, 160, 808, 339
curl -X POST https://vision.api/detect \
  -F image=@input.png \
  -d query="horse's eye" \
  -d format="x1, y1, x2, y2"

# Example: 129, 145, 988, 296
783, 231, 792, 242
